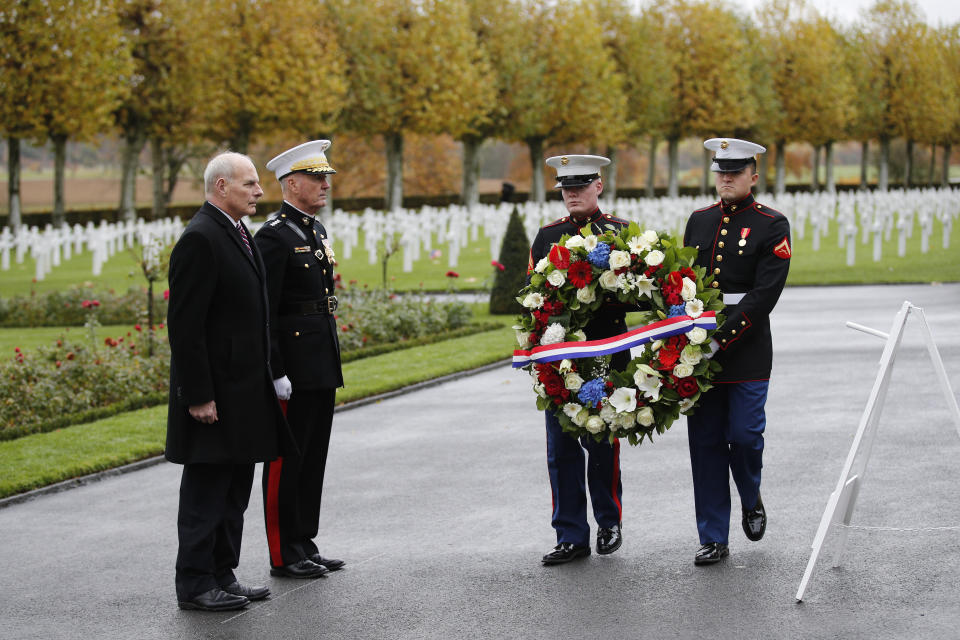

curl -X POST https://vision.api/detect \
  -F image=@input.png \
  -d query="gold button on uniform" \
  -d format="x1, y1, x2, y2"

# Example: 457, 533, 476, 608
294, 331, 300, 337
711, 281, 719, 288
741, 320, 746, 326
714, 268, 720, 274
716, 255, 723, 262
721, 229, 727, 236
718, 241, 725, 248
723, 216, 731, 223
325, 287, 329, 294
731, 329, 737, 335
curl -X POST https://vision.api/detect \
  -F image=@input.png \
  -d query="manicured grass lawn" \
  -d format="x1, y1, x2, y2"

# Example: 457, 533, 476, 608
0, 312, 516, 499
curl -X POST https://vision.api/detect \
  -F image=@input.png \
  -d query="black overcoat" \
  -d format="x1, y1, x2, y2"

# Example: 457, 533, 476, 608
164, 202, 289, 464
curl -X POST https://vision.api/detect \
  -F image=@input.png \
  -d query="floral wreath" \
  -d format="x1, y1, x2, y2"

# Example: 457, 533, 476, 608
513, 222, 725, 446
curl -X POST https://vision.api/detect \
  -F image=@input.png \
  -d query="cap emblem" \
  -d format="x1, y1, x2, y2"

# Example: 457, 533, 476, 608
720, 140, 729, 150
560, 157, 569, 166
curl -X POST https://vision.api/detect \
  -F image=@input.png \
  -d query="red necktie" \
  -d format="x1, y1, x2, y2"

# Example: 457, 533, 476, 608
236, 222, 253, 256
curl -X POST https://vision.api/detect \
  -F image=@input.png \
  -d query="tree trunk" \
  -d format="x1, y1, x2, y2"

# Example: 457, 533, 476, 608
700, 147, 711, 195
860, 140, 869, 190
165, 148, 186, 210
52, 134, 68, 228
667, 137, 679, 198
904, 139, 913, 189
6, 137, 22, 230
775, 140, 786, 195
646, 136, 657, 198
119, 127, 146, 222
942, 144, 952, 188
927, 144, 936, 186
385, 132, 404, 211
151, 137, 165, 221
230, 124, 251, 155
878, 137, 890, 192
824, 141, 836, 193
603, 145, 617, 203
811, 144, 821, 192
460, 136, 483, 209
527, 137, 545, 203
757, 152, 768, 194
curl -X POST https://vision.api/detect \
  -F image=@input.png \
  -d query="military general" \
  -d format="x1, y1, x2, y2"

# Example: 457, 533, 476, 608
683, 138, 791, 565
254, 140, 345, 579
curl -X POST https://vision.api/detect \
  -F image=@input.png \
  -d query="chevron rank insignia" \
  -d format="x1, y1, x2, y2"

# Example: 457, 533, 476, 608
773, 236, 792, 259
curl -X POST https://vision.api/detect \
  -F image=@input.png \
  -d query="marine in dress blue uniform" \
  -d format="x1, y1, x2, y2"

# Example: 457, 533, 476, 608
682, 138, 791, 565
530, 155, 630, 565
254, 141, 346, 579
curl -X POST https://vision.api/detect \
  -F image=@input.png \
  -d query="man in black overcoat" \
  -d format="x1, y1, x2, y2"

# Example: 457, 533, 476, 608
166, 152, 288, 611
254, 140, 345, 579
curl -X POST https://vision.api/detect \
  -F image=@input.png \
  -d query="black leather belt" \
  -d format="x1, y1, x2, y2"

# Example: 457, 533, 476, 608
280, 296, 338, 315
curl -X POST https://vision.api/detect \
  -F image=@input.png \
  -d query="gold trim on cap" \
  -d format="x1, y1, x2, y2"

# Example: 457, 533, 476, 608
290, 157, 335, 173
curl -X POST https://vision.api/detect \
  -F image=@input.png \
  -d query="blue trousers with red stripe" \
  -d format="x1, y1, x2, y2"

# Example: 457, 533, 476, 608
545, 411, 622, 547
686, 380, 768, 545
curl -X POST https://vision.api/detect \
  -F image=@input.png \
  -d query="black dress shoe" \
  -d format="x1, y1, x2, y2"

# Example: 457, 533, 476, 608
542, 542, 590, 565
222, 581, 270, 601
178, 587, 249, 611
742, 494, 766, 541
270, 559, 328, 578
596, 524, 622, 555
308, 554, 345, 571
694, 542, 729, 566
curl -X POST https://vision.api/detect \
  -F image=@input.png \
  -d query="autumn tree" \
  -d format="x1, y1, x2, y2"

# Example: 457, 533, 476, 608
658, 0, 757, 197
330, 0, 492, 211
592, 0, 674, 198
200, 0, 346, 158
936, 23, 960, 187
757, 0, 853, 194
502, 0, 628, 203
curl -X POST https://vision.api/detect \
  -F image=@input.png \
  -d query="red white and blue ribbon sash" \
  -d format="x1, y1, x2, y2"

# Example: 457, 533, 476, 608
512, 311, 717, 368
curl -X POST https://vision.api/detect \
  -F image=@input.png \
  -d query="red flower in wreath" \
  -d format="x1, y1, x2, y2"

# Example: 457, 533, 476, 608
568, 260, 593, 288
548, 244, 571, 270
677, 377, 700, 398
657, 346, 681, 369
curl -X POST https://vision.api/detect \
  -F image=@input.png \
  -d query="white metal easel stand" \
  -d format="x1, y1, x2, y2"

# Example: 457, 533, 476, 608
795, 301, 960, 602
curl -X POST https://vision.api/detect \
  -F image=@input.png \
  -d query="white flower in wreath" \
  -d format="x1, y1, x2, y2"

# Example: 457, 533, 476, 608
565, 235, 585, 250
685, 298, 704, 318
633, 368, 662, 401
609, 387, 638, 414
547, 270, 566, 287
687, 327, 707, 345
540, 323, 566, 345
599, 270, 619, 291
585, 415, 605, 434
576, 285, 596, 304
641, 229, 659, 246
614, 411, 636, 428
679, 398, 695, 413
615, 273, 632, 293
636, 406, 655, 427
608, 250, 631, 270
570, 330, 587, 342
535, 257, 550, 273
681, 277, 698, 301
673, 362, 694, 378
522, 292, 544, 309
573, 407, 590, 426
564, 372, 584, 392
534, 382, 547, 398
627, 236, 646, 255
558, 359, 574, 374
515, 329, 531, 348
645, 249, 665, 267
583, 234, 599, 252
599, 403, 617, 422
563, 402, 583, 421
634, 275, 656, 298
680, 344, 703, 366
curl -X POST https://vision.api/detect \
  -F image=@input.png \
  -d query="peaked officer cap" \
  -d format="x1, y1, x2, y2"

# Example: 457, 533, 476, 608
267, 140, 336, 181
704, 138, 765, 172
545, 154, 610, 188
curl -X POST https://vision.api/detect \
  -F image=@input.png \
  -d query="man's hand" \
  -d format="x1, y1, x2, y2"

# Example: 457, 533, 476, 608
273, 375, 292, 400
189, 401, 218, 424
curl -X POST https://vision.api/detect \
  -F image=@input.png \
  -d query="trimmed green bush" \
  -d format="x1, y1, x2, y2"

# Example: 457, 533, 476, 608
489, 206, 530, 315
0, 285, 168, 328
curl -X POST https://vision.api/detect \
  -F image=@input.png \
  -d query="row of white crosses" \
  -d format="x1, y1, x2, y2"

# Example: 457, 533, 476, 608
1, 188, 955, 280
0, 217, 185, 282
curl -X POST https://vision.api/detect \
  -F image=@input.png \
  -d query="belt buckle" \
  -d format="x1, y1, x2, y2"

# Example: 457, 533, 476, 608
327, 296, 338, 314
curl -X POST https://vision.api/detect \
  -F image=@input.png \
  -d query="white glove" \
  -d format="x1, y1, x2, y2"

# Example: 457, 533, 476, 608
703, 339, 721, 360
273, 375, 292, 400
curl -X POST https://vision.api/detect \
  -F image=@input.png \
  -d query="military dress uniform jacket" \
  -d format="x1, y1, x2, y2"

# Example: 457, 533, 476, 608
165, 202, 288, 465
254, 202, 343, 390
530, 209, 631, 369
683, 193, 791, 383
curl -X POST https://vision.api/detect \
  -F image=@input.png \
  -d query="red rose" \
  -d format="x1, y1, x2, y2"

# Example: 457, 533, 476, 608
568, 260, 593, 288
681, 267, 697, 280
491, 260, 505, 271
548, 244, 571, 270
677, 377, 700, 398
658, 346, 681, 369
666, 292, 682, 306
544, 379, 565, 396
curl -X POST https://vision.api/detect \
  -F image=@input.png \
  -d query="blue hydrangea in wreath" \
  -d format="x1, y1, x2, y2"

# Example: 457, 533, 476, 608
513, 222, 726, 446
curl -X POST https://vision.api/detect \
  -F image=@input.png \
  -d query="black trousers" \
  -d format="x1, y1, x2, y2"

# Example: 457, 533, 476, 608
175, 462, 255, 600
263, 387, 335, 567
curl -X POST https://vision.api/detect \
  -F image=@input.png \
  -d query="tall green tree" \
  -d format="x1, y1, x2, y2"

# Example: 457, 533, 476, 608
658, 0, 757, 197
330, 0, 492, 211
936, 23, 960, 187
